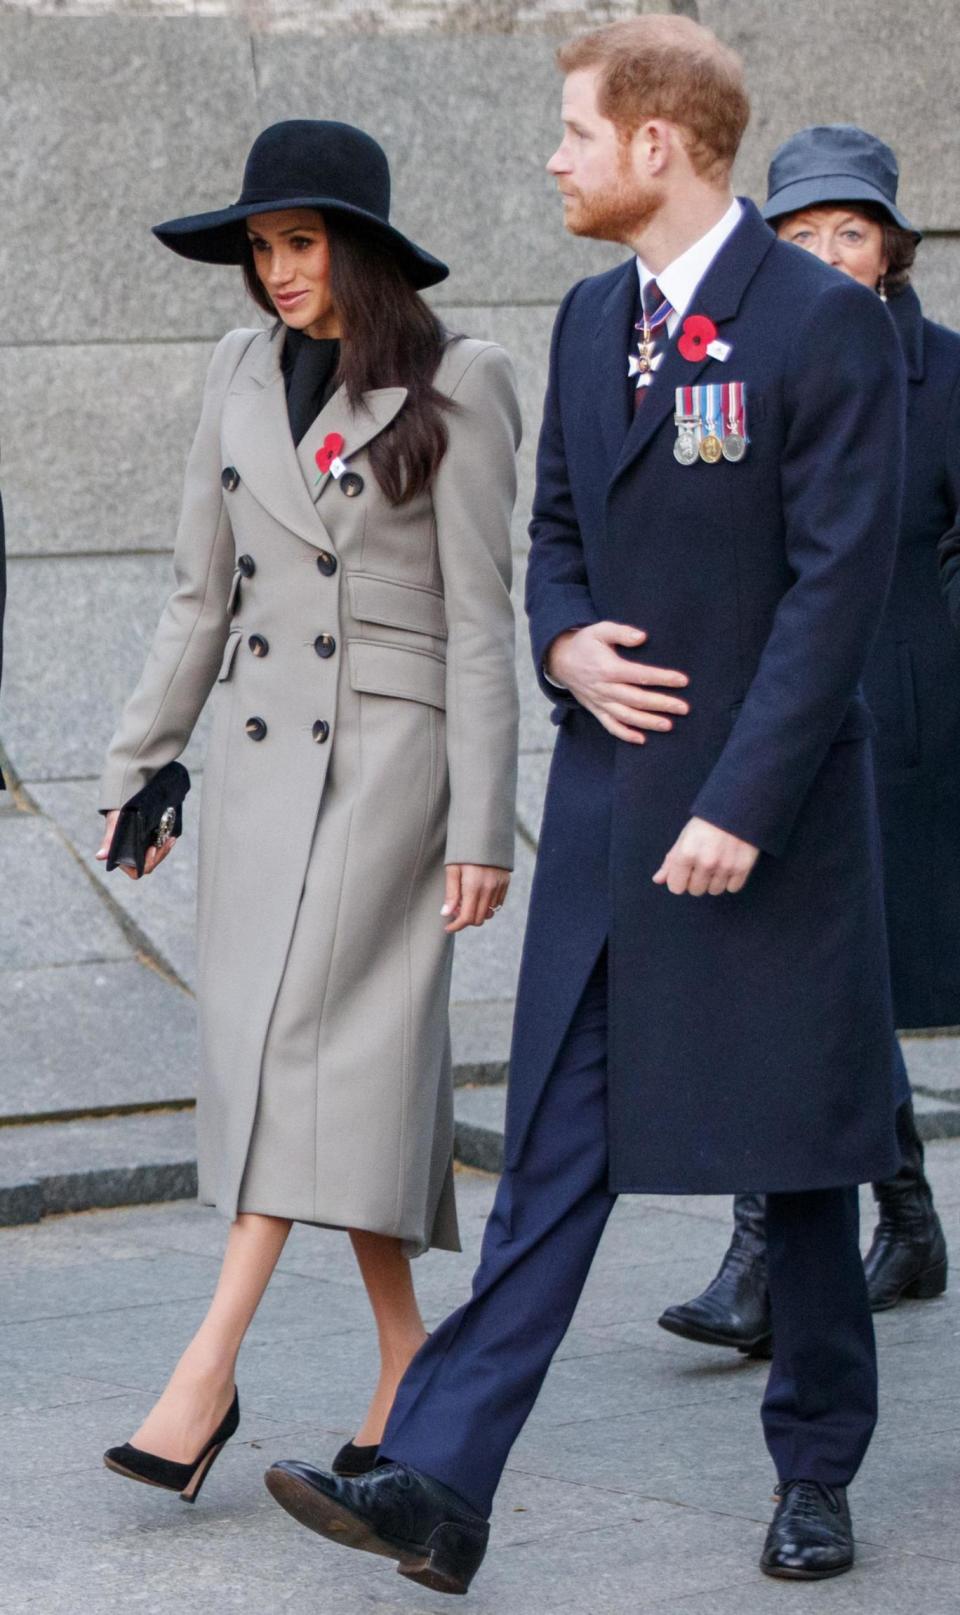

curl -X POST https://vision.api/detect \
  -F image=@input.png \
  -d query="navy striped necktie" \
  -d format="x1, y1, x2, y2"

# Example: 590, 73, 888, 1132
631, 278, 674, 409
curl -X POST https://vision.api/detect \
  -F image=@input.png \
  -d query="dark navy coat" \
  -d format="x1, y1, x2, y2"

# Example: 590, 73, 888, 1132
510, 201, 905, 1195
876, 290, 960, 1028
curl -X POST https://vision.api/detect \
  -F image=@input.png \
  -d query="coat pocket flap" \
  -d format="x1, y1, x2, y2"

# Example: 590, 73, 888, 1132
348, 639, 446, 709
217, 629, 243, 682
347, 573, 447, 638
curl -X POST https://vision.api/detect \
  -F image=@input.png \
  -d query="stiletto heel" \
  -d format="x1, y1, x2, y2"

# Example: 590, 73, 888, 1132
103, 1388, 240, 1501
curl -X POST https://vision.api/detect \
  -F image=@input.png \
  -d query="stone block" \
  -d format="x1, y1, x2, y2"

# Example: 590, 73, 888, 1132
0, 17, 257, 343
0, 341, 219, 558
517, 745, 553, 845
701, 0, 960, 230
455, 1082, 507, 1171
0, 959, 199, 1119
0, 811, 130, 970
254, 34, 625, 306
912, 237, 960, 333
1, 552, 212, 782
0, 1109, 199, 1226
32, 776, 202, 989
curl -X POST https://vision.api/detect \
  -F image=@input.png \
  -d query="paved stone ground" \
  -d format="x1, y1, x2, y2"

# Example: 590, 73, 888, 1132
4, 1149, 960, 1614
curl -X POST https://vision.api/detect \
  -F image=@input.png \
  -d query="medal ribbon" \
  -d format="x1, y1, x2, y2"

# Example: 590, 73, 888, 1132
721, 381, 747, 439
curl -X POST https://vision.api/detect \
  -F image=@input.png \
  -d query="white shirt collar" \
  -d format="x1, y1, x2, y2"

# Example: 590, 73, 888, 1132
636, 198, 742, 325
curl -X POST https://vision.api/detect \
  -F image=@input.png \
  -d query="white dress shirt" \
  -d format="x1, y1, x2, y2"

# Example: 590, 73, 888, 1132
633, 197, 742, 382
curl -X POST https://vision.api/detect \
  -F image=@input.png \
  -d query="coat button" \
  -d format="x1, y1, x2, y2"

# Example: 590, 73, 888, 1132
245, 716, 267, 741
238, 554, 256, 578
316, 551, 338, 577
314, 634, 336, 658
221, 466, 240, 492
312, 720, 330, 744
340, 472, 364, 498
248, 634, 269, 657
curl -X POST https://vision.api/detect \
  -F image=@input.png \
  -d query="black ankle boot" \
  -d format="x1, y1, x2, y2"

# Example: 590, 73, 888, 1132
658, 1192, 772, 1353
864, 1100, 948, 1310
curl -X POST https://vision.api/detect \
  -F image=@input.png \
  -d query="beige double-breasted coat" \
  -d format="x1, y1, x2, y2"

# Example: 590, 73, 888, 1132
100, 325, 520, 1254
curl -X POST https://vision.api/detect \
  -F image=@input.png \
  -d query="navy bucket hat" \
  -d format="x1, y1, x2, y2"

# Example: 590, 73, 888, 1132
153, 119, 450, 290
762, 124, 921, 240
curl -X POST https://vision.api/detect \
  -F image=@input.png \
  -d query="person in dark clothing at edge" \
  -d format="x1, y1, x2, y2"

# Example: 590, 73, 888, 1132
660, 125, 952, 1360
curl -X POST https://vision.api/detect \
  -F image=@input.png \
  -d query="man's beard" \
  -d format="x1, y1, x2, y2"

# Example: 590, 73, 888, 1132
563, 160, 662, 245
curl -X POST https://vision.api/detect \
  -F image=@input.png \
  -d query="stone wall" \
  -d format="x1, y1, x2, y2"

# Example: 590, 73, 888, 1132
0, 1, 956, 1073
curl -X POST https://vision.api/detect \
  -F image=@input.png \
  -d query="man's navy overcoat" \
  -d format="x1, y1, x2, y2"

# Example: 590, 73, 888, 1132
511, 201, 906, 1195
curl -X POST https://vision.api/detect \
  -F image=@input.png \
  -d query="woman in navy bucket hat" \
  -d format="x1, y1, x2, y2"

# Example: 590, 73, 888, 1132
661, 122, 956, 1356
97, 119, 520, 1503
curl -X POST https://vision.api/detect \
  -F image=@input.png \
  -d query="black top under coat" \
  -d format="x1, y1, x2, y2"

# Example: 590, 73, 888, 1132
281, 328, 342, 444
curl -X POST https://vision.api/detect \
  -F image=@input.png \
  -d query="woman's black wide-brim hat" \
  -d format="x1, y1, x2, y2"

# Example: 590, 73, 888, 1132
153, 119, 450, 290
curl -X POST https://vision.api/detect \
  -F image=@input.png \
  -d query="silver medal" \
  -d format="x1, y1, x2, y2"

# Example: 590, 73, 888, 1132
673, 415, 700, 466
721, 431, 747, 463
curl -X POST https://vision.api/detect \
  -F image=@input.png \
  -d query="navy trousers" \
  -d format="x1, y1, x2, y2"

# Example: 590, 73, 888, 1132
382, 951, 878, 1517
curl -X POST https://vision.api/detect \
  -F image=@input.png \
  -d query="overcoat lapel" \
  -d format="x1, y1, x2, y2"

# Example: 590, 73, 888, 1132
593, 261, 638, 467
297, 385, 408, 504
611, 202, 777, 487
223, 324, 407, 548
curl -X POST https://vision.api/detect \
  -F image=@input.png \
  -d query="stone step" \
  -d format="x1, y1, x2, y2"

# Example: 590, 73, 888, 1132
3, 1077, 960, 1229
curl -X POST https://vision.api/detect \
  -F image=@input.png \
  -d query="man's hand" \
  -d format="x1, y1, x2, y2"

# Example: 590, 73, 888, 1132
653, 816, 759, 896
546, 622, 689, 743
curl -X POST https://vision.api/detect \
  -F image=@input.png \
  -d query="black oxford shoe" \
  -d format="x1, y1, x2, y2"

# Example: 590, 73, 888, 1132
760, 1480, 854, 1580
265, 1458, 489, 1596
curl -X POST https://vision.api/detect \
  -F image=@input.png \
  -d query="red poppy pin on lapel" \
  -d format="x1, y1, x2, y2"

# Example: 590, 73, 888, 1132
315, 433, 346, 481
678, 315, 717, 362
678, 314, 732, 364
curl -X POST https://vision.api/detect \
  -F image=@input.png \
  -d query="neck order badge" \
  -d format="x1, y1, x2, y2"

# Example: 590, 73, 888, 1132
673, 382, 749, 466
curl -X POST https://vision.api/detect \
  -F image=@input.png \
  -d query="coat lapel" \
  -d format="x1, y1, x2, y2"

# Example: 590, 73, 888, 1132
593, 260, 638, 468
223, 325, 406, 546
298, 385, 408, 504
888, 284, 925, 382
611, 201, 777, 487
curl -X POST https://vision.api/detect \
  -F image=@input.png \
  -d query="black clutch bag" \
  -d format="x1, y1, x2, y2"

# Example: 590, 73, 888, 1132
106, 761, 191, 877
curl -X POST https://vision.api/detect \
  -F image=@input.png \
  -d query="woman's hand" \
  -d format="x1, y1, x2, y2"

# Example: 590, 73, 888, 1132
442, 865, 511, 934
95, 808, 177, 880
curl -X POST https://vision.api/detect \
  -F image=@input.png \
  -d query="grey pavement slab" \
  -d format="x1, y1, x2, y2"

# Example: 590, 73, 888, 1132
1, 552, 214, 783
0, 17, 256, 343
451, 839, 535, 1005
3, 1155, 960, 1612
0, 809, 131, 968
901, 1032, 960, 1098
0, 958, 199, 1120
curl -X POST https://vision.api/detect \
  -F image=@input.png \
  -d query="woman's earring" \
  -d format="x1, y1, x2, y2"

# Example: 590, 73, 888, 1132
877, 275, 888, 302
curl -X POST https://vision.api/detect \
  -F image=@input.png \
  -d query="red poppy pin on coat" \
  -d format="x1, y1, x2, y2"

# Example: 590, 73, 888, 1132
315, 433, 346, 480
678, 314, 732, 364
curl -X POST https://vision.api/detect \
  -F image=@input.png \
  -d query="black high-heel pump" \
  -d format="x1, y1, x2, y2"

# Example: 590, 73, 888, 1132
103, 1389, 240, 1503
332, 1438, 380, 1477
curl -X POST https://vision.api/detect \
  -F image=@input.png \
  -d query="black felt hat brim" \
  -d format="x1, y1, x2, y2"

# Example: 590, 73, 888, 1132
153, 196, 450, 289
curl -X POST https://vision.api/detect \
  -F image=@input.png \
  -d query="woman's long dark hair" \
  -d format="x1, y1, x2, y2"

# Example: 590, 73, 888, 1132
243, 213, 454, 505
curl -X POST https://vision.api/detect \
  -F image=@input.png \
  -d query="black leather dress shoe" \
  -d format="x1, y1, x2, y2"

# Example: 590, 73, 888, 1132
658, 1193, 773, 1354
265, 1459, 489, 1595
760, 1480, 853, 1579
